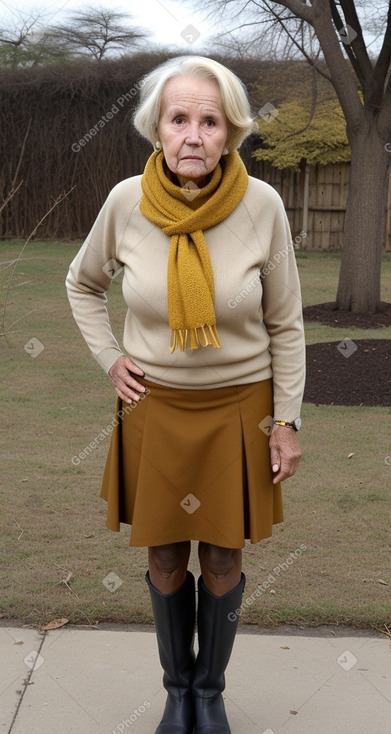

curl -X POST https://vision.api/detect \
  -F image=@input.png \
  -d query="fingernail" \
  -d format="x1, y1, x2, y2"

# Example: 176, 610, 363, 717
272, 464, 279, 472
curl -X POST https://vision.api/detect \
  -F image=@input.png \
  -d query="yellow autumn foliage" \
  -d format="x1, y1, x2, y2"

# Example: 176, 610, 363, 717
253, 99, 351, 170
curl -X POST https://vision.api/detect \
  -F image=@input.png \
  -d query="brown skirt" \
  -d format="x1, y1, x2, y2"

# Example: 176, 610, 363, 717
100, 377, 283, 548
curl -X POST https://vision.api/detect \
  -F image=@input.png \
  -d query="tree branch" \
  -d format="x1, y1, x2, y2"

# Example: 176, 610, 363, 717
372, 2, 391, 110
0, 180, 23, 216
301, 0, 364, 127
327, 0, 370, 86
263, 1, 331, 80
268, 0, 314, 24
379, 69, 391, 137
338, 0, 373, 83
10, 119, 31, 191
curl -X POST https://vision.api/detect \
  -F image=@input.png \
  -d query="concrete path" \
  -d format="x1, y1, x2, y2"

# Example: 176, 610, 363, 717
1, 624, 390, 733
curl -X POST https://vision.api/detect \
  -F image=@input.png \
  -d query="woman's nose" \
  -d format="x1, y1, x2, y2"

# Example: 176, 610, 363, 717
185, 122, 202, 145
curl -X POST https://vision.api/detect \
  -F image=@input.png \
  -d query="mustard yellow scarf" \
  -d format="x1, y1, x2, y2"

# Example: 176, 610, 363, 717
140, 150, 248, 353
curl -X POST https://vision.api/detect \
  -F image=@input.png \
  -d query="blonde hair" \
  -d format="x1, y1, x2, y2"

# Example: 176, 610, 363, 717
133, 56, 256, 151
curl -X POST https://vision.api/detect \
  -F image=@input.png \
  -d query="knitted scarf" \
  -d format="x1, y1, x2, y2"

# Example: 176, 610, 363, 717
140, 150, 248, 353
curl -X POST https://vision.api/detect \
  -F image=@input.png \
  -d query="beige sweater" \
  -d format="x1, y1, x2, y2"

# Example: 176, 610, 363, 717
66, 174, 305, 420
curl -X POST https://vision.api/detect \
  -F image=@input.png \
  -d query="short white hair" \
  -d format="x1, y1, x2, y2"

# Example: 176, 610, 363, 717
133, 55, 256, 151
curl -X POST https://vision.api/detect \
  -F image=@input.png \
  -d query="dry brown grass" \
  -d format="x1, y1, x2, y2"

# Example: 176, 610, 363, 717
0, 242, 390, 628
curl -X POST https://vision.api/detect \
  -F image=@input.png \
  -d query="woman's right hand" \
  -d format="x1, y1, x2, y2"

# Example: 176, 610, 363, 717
108, 355, 146, 404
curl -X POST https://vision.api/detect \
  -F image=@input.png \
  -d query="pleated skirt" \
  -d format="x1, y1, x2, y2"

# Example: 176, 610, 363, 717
100, 377, 283, 548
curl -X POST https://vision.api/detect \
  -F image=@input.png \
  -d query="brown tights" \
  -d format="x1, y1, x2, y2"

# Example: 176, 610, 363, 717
148, 541, 242, 596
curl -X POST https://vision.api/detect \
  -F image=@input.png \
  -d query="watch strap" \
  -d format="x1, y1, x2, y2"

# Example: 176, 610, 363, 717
273, 418, 301, 431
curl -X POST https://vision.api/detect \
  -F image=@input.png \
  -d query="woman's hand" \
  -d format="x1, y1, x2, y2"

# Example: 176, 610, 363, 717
108, 355, 146, 404
269, 426, 302, 484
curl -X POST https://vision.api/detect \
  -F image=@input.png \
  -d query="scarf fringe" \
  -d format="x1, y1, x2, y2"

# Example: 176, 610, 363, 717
170, 324, 221, 354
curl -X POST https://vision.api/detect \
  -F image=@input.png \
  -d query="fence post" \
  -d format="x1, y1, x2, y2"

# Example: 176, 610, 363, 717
302, 160, 310, 237
386, 168, 391, 252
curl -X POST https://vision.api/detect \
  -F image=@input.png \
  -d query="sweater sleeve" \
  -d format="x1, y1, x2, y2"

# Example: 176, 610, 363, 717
259, 193, 306, 421
65, 181, 135, 373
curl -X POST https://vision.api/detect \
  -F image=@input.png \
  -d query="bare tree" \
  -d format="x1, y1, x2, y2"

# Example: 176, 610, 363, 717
200, 0, 391, 314
0, 13, 46, 68
46, 7, 149, 62
0, 7, 150, 67
0, 12, 78, 67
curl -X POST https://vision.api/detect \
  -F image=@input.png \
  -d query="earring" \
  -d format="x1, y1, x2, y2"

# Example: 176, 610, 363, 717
223, 148, 229, 155
155, 141, 162, 151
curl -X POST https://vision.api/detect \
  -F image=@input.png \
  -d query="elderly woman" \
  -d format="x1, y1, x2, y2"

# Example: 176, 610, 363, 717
66, 56, 305, 734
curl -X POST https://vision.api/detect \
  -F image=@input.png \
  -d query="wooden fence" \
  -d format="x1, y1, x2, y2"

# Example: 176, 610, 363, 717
245, 156, 391, 252
1, 59, 391, 248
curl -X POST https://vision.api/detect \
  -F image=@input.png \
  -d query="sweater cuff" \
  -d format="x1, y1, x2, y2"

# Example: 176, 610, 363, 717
96, 347, 125, 374
273, 400, 303, 423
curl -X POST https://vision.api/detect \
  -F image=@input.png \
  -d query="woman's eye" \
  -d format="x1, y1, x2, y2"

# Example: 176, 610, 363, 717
174, 117, 183, 124
205, 119, 215, 127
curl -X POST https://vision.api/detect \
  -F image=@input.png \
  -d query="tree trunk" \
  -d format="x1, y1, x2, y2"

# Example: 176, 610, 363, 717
336, 124, 391, 312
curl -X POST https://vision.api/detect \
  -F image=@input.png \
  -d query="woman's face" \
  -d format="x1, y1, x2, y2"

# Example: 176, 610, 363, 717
158, 75, 229, 188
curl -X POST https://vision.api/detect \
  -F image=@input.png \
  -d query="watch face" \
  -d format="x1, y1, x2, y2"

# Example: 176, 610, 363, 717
294, 418, 302, 431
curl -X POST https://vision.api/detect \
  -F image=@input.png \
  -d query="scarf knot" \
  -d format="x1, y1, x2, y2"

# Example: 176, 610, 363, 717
140, 150, 248, 353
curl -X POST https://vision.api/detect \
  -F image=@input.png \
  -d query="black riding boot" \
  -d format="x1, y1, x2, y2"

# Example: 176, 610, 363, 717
146, 570, 196, 734
192, 573, 246, 733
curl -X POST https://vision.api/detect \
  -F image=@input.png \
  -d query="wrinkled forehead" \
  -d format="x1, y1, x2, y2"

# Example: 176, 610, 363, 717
160, 75, 224, 115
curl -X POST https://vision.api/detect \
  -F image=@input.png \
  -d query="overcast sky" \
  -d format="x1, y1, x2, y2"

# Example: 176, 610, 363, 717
0, 0, 385, 56
0, 0, 215, 51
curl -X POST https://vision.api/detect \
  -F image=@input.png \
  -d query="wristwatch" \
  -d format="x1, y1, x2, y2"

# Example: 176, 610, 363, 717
273, 418, 302, 431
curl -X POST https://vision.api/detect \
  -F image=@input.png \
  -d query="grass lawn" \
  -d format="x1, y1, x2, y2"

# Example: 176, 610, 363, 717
0, 242, 390, 629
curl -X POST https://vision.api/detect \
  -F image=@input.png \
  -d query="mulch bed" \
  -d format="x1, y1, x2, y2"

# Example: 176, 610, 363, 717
303, 303, 391, 407
303, 301, 391, 329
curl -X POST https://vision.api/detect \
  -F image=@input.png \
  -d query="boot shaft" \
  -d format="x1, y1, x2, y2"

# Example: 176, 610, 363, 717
193, 573, 246, 696
146, 571, 196, 687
